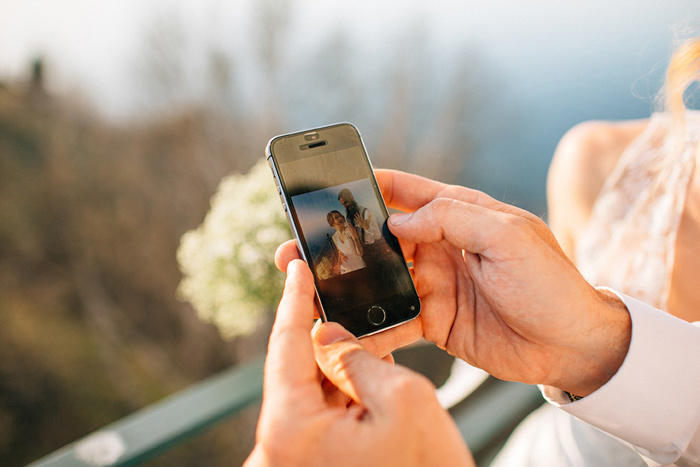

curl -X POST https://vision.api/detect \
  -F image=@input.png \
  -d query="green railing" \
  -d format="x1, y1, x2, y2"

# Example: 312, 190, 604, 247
28, 350, 542, 467
28, 356, 265, 467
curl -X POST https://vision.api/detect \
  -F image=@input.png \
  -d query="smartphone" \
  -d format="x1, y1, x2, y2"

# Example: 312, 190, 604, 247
266, 123, 420, 337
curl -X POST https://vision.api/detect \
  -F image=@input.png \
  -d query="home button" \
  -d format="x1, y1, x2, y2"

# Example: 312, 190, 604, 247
367, 306, 386, 326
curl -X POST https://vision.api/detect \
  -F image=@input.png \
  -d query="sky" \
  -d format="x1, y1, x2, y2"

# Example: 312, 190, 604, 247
1, 1, 151, 88
3, 0, 700, 213
4, 0, 697, 119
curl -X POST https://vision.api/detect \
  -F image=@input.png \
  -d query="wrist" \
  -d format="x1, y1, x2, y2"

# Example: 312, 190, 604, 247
557, 288, 632, 397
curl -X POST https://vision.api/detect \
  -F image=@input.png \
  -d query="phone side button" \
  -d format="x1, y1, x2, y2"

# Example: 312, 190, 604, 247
367, 306, 386, 326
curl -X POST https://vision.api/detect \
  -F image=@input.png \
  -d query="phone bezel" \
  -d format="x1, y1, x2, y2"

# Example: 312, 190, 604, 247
266, 123, 420, 337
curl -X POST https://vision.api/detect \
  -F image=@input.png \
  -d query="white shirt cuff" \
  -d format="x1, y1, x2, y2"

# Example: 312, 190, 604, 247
541, 291, 700, 465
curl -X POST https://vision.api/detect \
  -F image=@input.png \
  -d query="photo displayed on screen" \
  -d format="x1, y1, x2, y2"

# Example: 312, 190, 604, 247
292, 178, 387, 281
291, 174, 417, 320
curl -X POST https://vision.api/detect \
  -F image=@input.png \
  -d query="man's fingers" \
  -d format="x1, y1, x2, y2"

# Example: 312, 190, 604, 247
265, 260, 320, 395
275, 240, 301, 272
312, 322, 423, 415
359, 318, 424, 359
388, 197, 532, 257
375, 169, 448, 212
376, 169, 540, 220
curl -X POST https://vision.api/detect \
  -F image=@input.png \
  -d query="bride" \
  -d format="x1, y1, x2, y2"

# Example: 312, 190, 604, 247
327, 210, 366, 275
492, 36, 700, 466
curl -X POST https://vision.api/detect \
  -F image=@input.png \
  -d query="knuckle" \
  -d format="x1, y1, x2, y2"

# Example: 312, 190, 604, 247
428, 196, 463, 219
499, 211, 527, 230
498, 211, 536, 235
435, 185, 464, 200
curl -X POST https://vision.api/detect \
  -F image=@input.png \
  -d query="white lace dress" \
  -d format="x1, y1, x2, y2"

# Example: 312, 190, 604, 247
332, 229, 366, 274
491, 111, 699, 467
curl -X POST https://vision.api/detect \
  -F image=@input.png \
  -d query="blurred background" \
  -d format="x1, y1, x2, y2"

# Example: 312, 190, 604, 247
2, 0, 699, 465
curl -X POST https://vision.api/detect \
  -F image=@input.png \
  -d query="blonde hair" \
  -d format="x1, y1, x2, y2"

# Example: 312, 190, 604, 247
665, 37, 700, 125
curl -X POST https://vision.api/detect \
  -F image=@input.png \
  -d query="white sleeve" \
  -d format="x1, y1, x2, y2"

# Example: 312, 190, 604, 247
541, 292, 700, 466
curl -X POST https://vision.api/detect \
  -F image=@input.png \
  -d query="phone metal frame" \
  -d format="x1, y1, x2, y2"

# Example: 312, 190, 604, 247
265, 122, 420, 337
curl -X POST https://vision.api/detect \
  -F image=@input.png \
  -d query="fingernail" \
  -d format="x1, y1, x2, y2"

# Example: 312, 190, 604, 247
313, 323, 354, 346
389, 212, 412, 225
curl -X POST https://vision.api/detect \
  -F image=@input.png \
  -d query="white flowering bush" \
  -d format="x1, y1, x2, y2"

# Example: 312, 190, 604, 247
177, 159, 291, 338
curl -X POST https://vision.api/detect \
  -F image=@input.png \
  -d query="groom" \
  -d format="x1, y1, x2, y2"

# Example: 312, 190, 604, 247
338, 188, 382, 260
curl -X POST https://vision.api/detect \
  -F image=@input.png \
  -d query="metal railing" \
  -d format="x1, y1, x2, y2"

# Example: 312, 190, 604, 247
29, 357, 265, 467
28, 349, 542, 467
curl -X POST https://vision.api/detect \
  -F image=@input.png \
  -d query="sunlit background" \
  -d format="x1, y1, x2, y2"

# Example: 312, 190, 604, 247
2, 0, 699, 465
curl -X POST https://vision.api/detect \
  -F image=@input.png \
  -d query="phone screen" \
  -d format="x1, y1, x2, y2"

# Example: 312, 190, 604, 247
267, 123, 420, 337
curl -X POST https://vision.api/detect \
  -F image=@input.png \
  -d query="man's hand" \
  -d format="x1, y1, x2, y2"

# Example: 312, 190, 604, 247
245, 259, 474, 467
354, 212, 370, 230
374, 169, 631, 396
274, 170, 631, 397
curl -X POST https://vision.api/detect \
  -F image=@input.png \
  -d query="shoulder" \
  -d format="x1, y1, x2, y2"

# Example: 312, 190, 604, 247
549, 120, 648, 199
546, 119, 649, 259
